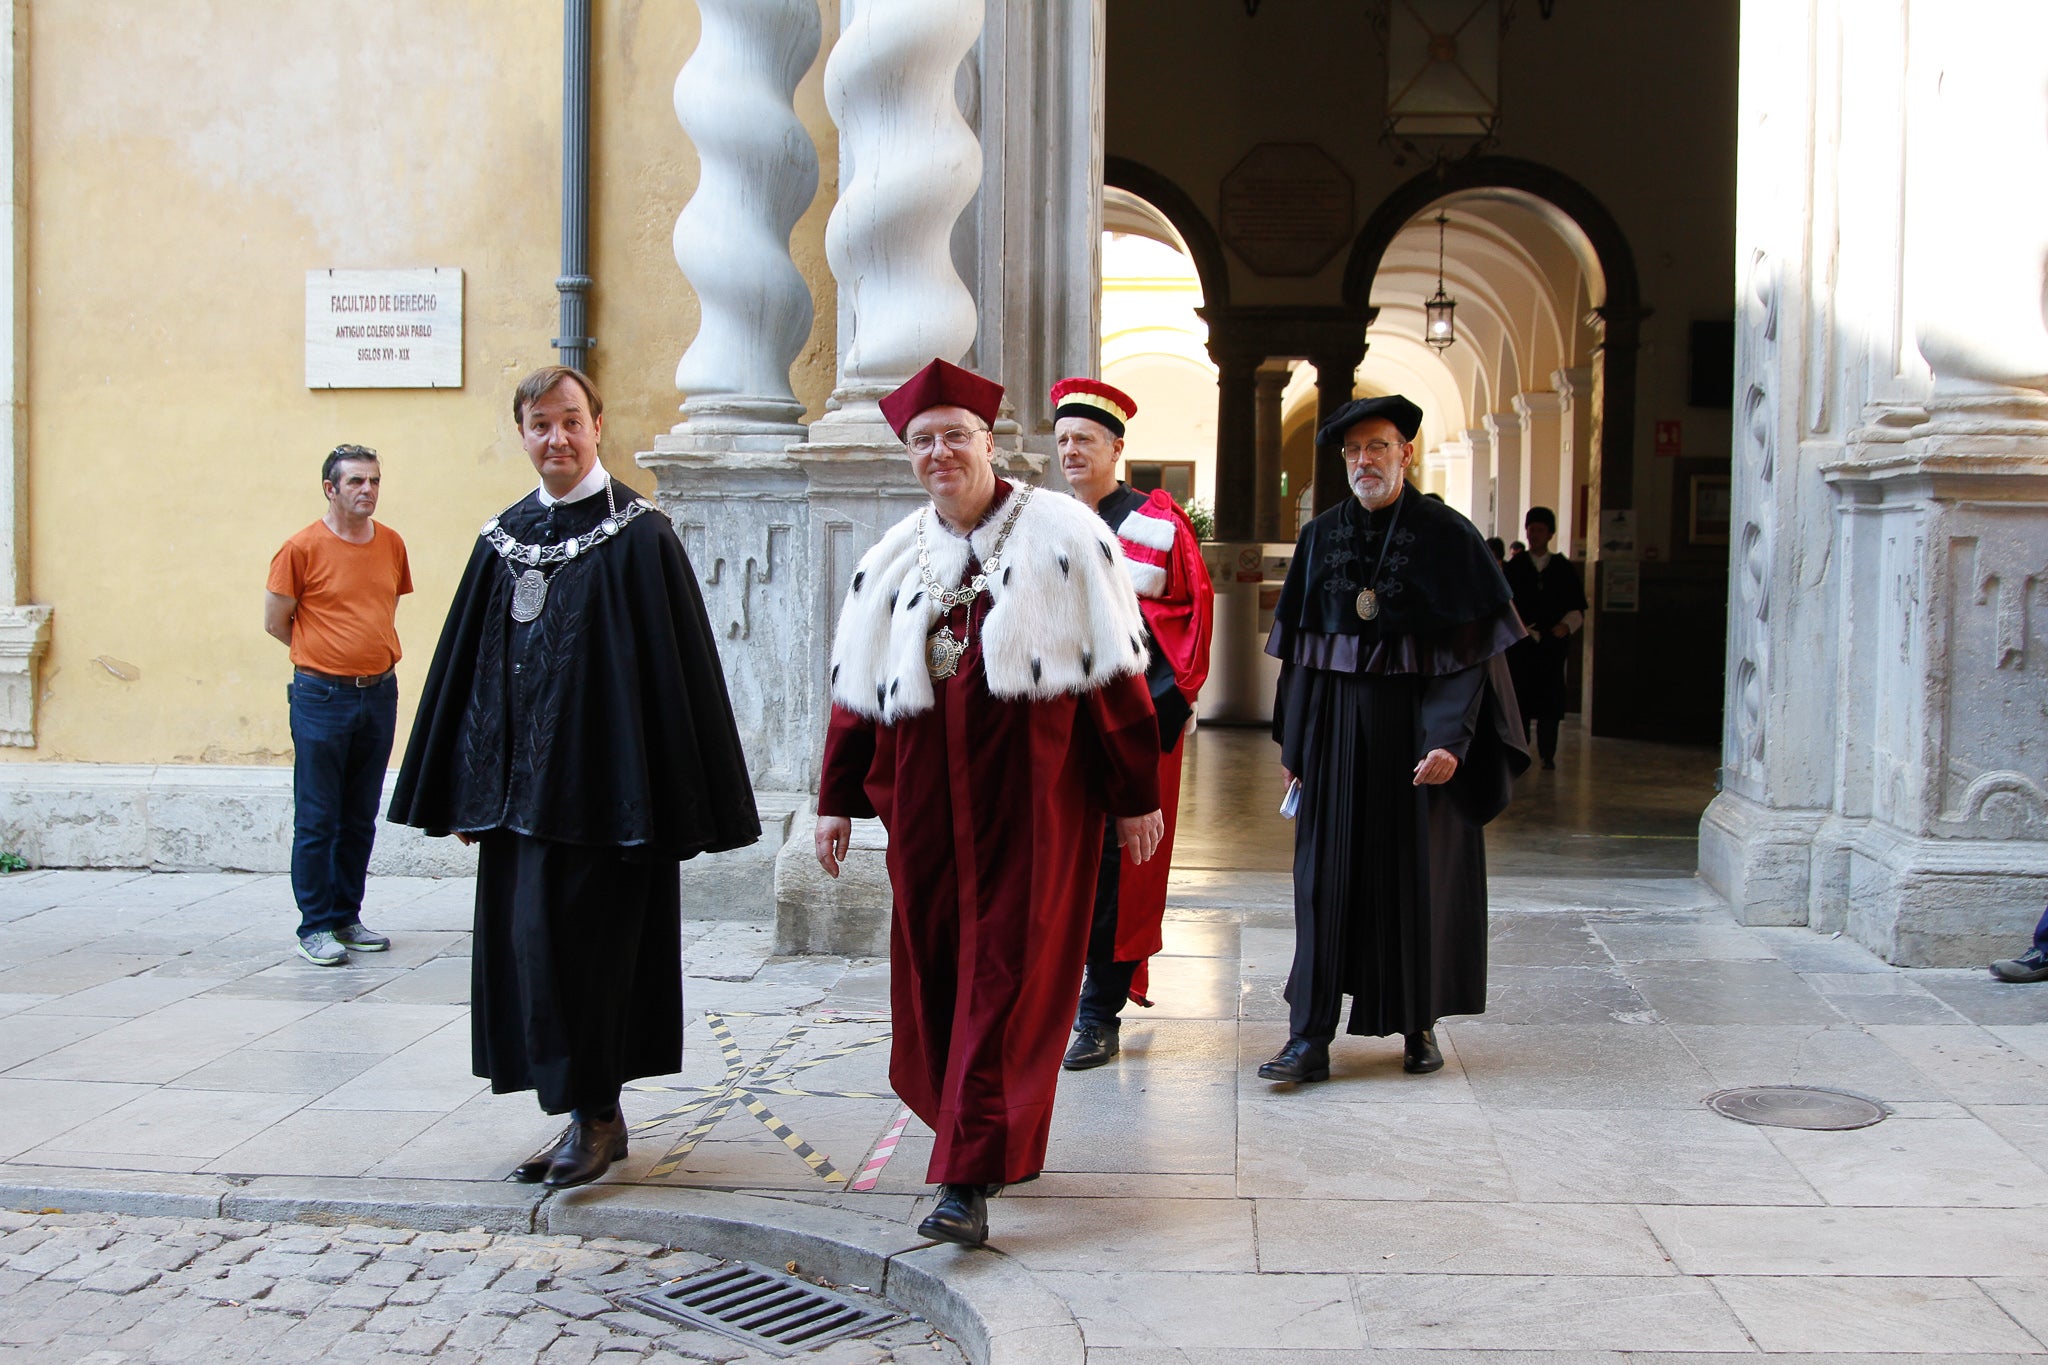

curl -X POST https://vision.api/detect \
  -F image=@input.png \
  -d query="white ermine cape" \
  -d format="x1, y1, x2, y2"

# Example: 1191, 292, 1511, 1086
830, 481, 1149, 724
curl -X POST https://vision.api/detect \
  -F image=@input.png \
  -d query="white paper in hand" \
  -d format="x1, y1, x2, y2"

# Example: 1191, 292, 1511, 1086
1279, 779, 1301, 819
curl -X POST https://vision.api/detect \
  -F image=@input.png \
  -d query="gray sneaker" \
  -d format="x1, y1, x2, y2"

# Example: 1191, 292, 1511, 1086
1990, 950, 2048, 983
334, 921, 391, 952
296, 930, 347, 966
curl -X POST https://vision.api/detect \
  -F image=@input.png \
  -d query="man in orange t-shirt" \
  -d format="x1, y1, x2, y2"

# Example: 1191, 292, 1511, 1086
265, 444, 412, 966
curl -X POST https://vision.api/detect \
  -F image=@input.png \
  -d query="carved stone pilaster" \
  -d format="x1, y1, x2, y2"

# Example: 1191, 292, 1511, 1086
1551, 367, 1592, 554
0, 5, 44, 748
1709, 0, 2048, 960
1462, 427, 1494, 530
1511, 391, 1563, 533
669, 0, 821, 438
0, 605, 48, 746
1483, 411, 1523, 538
965, 0, 1105, 454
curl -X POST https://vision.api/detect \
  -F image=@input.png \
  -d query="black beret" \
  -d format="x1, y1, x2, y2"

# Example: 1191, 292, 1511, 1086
1315, 394, 1423, 446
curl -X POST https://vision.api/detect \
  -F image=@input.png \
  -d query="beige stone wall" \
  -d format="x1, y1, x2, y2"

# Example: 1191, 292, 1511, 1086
12, 0, 838, 766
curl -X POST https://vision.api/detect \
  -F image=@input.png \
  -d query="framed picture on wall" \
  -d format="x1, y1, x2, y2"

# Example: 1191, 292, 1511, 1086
1689, 474, 1732, 546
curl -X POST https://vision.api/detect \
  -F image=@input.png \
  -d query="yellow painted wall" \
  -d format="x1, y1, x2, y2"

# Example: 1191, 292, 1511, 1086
14, 0, 838, 766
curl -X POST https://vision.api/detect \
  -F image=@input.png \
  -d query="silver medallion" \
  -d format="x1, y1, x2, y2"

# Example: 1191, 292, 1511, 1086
1355, 587, 1380, 621
510, 568, 549, 623
926, 626, 965, 680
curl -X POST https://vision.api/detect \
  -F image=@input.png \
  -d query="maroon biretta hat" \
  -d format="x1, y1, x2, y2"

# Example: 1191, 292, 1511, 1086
878, 358, 1005, 440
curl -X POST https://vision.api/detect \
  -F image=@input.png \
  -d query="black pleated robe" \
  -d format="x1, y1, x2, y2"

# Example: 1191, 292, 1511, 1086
389, 482, 759, 1112
1268, 487, 1529, 1040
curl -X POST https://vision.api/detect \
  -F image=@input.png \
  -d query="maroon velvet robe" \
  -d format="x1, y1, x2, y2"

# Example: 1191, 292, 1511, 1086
820, 554, 1161, 1186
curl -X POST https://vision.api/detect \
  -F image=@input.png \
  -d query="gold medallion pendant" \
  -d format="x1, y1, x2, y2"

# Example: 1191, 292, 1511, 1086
1355, 587, 1380, 621
926, 625, 965, 680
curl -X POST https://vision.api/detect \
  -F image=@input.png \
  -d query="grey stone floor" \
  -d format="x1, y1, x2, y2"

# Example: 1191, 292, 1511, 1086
6, 720, 2048, 1359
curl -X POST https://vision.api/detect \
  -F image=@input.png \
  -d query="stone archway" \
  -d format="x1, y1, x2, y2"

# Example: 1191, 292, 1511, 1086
1343, 156, 1642, 530
1343, 157, 1663, 739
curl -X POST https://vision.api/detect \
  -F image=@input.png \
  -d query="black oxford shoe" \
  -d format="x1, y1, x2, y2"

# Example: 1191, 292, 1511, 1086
510, 1125, 575, 1183
917, 1183, 988, 1247
1404, 1029, 1444, 1074
541, 1112, 629, 1189
1257, 1037, 1330, 1083
1062, 1023, 1120, 1070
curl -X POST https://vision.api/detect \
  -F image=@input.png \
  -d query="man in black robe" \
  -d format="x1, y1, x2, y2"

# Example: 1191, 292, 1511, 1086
390, 365, 759, 1187
1259, 394, 1528, 1085
1503, 505, 1587, 770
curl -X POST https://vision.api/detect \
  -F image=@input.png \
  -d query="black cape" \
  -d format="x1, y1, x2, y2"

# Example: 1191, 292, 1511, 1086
389, 483, 760, 860
1504, 553, 1587, 723
1267, 486, 1528, 1038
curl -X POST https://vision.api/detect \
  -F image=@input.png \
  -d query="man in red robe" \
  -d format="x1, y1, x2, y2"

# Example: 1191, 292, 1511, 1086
814, 359, 1164, 1247
1048, 377, 1214, 1070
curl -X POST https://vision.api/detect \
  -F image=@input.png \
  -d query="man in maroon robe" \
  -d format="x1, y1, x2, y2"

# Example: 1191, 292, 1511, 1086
814, 359, 1164, 1246
1048, 376, 1214, 1070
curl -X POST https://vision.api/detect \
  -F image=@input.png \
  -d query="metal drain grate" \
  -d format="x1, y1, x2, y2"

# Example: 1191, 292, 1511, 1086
1706, 1085, 1888, 1131
620, 1262, 908, 1357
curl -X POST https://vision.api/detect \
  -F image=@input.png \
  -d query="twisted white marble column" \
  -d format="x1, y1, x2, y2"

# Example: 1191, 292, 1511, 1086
1912, 0, 2048, 393
817, 0, 985, 431
671, 0, 820, 435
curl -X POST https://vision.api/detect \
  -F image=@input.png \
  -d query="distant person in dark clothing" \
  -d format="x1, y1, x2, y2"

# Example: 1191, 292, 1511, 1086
1990, 901, 2048, 981
1503, 506, 1586, 771
1485, 536, 1506, 565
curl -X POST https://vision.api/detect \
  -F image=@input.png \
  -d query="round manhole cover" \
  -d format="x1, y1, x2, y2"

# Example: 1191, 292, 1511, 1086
1705, 1085, 1887, 1130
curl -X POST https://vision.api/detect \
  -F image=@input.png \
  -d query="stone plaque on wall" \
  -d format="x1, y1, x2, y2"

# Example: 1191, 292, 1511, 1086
305, 268, 463, 389
1219, 143, 1354, 277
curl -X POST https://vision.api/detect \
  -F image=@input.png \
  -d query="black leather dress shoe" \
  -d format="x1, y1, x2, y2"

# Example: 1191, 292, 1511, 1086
1256, 1037, 1330, 1083
917, 1183, 988, 1246
1403, 1028, 1444, 1074
541, 1113, 629, 1188
510, 1125, 575, 1183
1062, 1023, 1120, 1070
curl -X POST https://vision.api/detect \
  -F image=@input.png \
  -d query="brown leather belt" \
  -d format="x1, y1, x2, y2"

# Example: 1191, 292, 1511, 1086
295, 667, 395, 688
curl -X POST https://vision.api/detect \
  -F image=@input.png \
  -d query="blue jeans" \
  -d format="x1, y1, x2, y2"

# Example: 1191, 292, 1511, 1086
289, 672, 398, 938
2030, 902, 2048, 959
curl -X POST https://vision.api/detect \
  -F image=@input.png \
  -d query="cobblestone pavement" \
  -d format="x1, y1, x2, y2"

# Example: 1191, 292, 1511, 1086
0, 1209, 964, 1364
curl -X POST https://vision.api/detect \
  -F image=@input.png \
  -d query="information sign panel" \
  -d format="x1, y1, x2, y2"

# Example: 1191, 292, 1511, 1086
306, 268, 462, 389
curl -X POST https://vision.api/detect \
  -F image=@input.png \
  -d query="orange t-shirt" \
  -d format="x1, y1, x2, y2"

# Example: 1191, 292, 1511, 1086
266, 521, 413, 676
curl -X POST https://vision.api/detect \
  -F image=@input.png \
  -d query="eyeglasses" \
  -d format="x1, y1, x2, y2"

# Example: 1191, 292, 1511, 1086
330, 443, 378, 459
906, 427, 985, 456
1340, 440, 1405, 463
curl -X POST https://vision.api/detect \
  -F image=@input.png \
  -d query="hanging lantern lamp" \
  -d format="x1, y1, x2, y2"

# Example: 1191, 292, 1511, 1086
1424, 211, 1457, 351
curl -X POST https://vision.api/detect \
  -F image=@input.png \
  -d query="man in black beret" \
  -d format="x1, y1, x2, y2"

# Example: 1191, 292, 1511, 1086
1259, 393, 1529, 1084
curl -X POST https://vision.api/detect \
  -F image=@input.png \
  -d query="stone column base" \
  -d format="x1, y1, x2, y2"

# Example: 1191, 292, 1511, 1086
1698, 790, 1825, 927
1832, 819, 2048, 967
773, 802, 893, 957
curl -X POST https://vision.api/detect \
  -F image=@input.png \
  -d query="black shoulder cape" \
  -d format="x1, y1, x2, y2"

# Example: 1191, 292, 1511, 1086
389, 485, 761, 860
1275, 485, 1512, 638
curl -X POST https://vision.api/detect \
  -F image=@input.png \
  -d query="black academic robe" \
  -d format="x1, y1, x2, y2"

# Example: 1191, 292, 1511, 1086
1503, 553, 1587, 723
1268, 486, 1529, 1039
389, 482, 759, 1111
